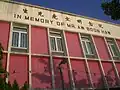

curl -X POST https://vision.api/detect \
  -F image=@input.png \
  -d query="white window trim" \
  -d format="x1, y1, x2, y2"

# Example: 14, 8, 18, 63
81, 36, 94, 55
49, 30, 61, 34
50, 36, 63, 52
108, 42, 119, 57
11, 46, 27, 49
12, 29, 27, 49
50, 31, 64, 53
50, 35, 62, 39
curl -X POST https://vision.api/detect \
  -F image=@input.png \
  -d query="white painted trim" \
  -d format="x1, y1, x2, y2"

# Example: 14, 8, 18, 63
28, 25, 32, 88
50, 36, 62, 38
12, 30, 27, 48
63, 30, 75, 90
10, 52, 29, 55
104, 37, 113, 60
114, 39, 120, 59
78, 33, 94, 89
91, 35, 109, 89
112, 61, 120, 86
106, 39, 119, 58
11, 46, 27, 50
50, 33, 63, 52
103, 37, 120, 87
6, 22, 13, 82
3, 51, 8, 53
81, 36, 94, 55
49, 30, 61, 34
115, 39, 120, 50
47, 28, 55, 89
31, 53, 50, 57
113, 39, 120, 85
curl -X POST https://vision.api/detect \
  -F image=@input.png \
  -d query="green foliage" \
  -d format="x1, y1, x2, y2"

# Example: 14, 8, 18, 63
6, 82, 12, 90
101, 0, 120, 20
20, 81, 29, 90
0, 42, 29, 90
12, 80, 19, 90
0, 43, 3, 60
0, 77, 4, 89
0, 43, 4, 73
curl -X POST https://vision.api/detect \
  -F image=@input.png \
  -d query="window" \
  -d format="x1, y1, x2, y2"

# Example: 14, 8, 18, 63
81, 34, 97, 58
49, 30, 64, 53
12, 24, 28, 50
106, 38, 120, 59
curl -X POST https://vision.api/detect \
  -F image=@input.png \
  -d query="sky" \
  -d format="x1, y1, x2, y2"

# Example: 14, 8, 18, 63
14, 0, 120, 24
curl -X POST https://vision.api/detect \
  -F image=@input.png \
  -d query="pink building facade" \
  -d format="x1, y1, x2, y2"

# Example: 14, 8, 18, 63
0, 1, 120, 90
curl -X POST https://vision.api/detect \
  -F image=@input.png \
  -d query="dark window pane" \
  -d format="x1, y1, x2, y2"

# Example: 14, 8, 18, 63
57, 38, 63, 51
111, 44, 118, 57
87, 42, 94, 55
50, 37, 56, 51
12, 32, 19, 47
82, 41, 88, 54
20, 33, 27, 48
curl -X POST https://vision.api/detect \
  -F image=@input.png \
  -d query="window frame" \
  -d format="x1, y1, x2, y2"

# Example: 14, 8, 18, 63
11, 26, 28, 50
106, 38, 120, 58
49, 30, 64, 53
81, 34, 97, 58
81, 35, 94, 55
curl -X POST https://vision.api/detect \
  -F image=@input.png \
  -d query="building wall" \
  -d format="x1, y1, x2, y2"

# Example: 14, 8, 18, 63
31, 56, 51, 88
1, 20, 120, 89
31, 26, 49, 54
0, 21, 10, 51
9, 54, 28, 86
0, 1, 120, 90
93, 36, 110, 60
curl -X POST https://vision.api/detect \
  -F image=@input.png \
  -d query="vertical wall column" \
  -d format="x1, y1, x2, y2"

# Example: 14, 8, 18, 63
114, 39, 120, 84
47, 28, 55, 89
112, 61, 120, 86
63, 31, 75, 90
113, 39, 120, 85
78, 33, 94, 89
104, 37, 120, 86
28, 25, 32, 88
6, 22, 13, 82
91, 35, 109, 89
